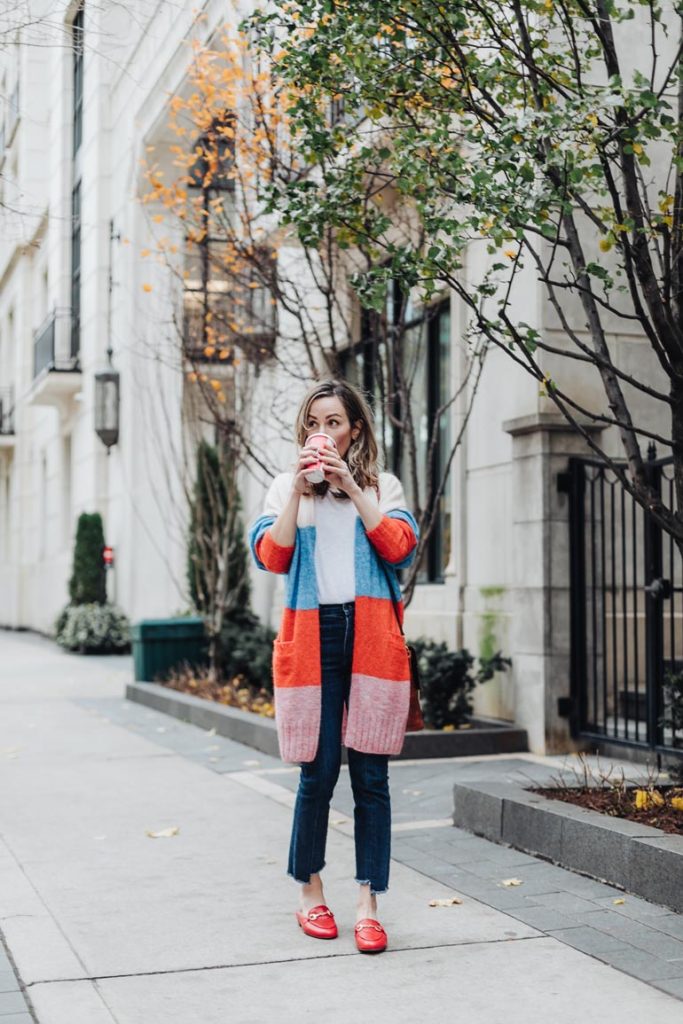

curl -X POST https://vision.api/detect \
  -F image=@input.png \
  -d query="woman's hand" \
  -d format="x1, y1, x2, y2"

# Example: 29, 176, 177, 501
292, 445, 319, 495
319, 446, 361, 497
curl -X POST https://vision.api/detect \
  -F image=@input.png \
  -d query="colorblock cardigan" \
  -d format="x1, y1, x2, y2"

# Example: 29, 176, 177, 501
248, 472, 419, 764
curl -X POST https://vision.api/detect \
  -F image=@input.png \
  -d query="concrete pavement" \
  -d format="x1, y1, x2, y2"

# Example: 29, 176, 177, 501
1, 629, 682, 1024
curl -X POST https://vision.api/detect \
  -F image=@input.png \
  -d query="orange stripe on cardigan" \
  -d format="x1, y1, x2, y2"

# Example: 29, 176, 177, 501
366, 515, 417, 564
255, 530, 294, 574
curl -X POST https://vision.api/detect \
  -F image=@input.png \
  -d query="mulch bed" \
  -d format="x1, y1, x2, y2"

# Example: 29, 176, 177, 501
161, 665, 275, 718
530, 786, 683, 836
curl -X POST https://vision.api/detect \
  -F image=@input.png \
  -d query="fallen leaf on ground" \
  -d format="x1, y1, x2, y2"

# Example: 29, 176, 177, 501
145, 826, 180, 838
402, 789, 423, 796
501, 878, 523, 887
331, 818, 348, 825
429, 897, 463, 907
612, 898, 625, 905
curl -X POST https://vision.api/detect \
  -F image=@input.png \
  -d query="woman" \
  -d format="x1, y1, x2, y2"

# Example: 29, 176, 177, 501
249, 379, 419, 954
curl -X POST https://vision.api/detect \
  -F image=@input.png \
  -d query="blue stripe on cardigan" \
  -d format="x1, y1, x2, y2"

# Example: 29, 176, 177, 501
249, 507, 420, 608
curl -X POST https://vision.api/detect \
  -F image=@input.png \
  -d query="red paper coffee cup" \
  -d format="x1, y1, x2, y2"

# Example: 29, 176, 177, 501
304, 432, 335, 483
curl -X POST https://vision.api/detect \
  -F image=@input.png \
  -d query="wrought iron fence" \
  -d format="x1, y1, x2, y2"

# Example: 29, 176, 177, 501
566, 452, 682, 758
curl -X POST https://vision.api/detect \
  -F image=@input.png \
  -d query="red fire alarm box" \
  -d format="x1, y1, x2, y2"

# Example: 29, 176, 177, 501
102, 545, 114, 568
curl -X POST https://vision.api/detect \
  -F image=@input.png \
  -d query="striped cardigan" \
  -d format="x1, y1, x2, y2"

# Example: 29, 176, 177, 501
248, 471, 419, 764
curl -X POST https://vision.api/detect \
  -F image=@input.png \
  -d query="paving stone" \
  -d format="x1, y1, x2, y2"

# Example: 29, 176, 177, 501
649, 915, 683, 942
0, 990, 28, 1014
547, 925, 634, 957
0, 974, 19, 994
0, 1015, 33, 1024
503, 905, 580, 932
602, 947, 683, 982
575, 912, 683, 962
591, 895, 672, 921
651, 977, 683, 999
534, 892, 612, 916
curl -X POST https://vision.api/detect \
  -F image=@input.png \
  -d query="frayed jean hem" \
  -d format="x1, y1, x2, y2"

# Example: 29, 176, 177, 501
355, 877, 388, 896
288, 863, 326, 885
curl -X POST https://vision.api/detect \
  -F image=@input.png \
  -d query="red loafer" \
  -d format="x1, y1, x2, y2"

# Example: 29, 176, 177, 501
355, 918, 388, 953
295, 905, 338, 939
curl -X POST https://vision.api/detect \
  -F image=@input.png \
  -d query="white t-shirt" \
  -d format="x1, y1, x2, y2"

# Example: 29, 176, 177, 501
314, 490, 358, 604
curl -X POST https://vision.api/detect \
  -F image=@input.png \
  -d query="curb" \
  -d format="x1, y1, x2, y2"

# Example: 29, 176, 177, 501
452, 780, 683, 913
125, 681, 529, 761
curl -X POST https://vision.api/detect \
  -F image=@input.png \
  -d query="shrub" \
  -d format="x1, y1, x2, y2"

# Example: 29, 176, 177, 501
662, 669, 683, 784
69, 513, 107, 605
411, 638, 511, 729
219, 612, 275, 694
55, 602, 130, 654
187, 440, 251, 617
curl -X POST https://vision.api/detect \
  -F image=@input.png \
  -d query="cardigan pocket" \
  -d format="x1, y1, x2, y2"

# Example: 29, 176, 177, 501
383, 632, 411, 682
272, 639, 297, 688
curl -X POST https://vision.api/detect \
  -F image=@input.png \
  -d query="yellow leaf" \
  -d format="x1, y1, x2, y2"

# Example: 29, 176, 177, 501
203, 345, 216, 357
210, 379, 222, 391
152, 214, 164, 223
429, 897, 463, 907
145, 826, 180, 838
612, 898, 625, 905
501, 878, 523, 887
598, 237, 613, 252
671, 796, 683, 812
634, 789, 650, 809
632, 142, 643, 155
142, 283, 153, 293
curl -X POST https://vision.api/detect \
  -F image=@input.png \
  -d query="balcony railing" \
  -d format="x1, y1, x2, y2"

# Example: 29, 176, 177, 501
33, 309, 79, 378
0, 387, 14, 435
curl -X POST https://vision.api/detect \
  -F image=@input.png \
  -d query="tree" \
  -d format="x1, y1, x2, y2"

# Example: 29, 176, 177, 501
141, 24, 487, 602
68, 512, 107, 605
187, 437, 252, 675
248, 0, 683, 551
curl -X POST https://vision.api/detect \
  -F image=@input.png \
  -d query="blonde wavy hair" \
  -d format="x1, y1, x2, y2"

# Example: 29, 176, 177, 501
295, 379, 380, 498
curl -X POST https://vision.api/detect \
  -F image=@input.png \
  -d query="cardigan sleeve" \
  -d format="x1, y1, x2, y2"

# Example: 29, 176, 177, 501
366, 473, 419, 568
248, 473, 295, 574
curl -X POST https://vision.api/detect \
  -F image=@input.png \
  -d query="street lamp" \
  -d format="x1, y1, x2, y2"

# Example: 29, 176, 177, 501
94, 369, 119, 449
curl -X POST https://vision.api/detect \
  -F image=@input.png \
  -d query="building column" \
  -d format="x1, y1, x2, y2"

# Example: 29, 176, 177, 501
503, 412, 603, 754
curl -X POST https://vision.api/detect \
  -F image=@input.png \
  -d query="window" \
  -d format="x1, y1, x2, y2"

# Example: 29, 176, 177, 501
183, 115, 276, 363
70, 182, 81, 358
72, 6, 84, 156
341, 287, 452, 583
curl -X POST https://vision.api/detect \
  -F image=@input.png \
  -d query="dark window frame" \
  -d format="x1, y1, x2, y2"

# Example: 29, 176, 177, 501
70, 181, 81, 358
72, 5, 84, 156
341, 288, 451, 584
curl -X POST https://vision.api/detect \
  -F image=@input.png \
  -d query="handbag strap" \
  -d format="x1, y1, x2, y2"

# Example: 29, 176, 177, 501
377, 556, 405, 637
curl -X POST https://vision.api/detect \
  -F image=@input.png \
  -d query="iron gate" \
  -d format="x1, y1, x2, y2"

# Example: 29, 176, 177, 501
566, 452, 682, 757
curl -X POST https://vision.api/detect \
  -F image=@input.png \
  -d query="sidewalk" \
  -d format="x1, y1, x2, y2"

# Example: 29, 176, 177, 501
1, 629, 682, 1024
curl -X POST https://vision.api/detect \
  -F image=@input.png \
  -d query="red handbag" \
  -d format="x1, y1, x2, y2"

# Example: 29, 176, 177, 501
405, 645, 425, 732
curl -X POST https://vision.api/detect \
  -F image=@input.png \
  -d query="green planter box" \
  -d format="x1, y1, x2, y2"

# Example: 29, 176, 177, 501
132, 617, 208, 682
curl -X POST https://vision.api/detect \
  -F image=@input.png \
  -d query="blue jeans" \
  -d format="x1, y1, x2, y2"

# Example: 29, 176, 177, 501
287, 602, 391, 895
